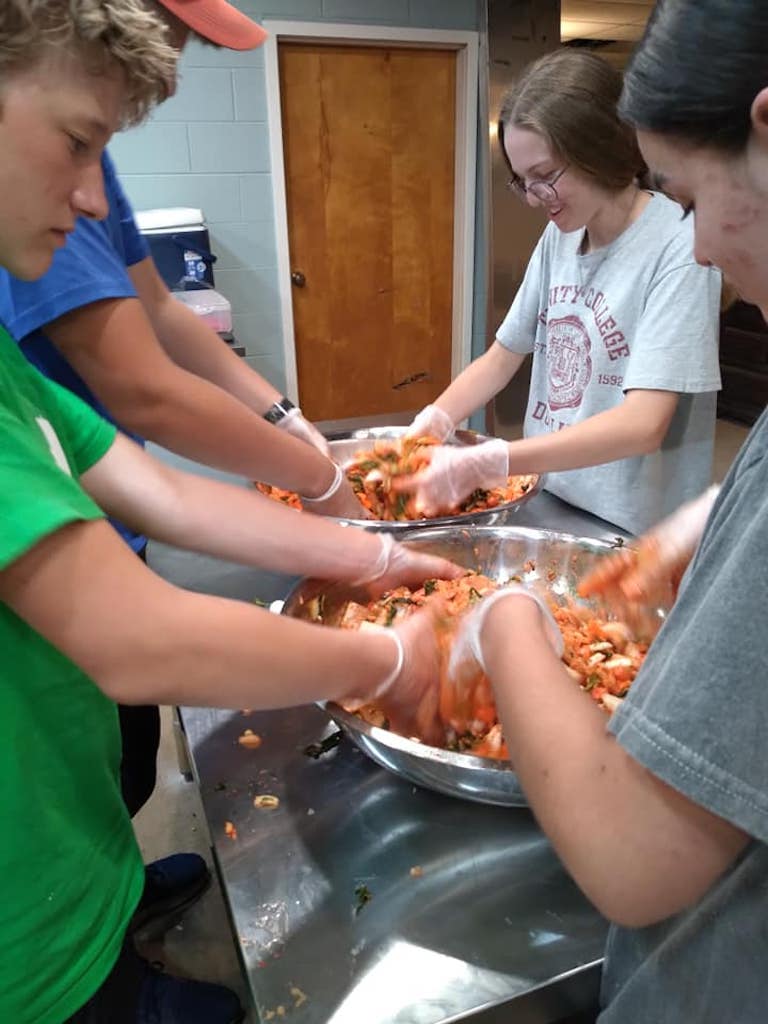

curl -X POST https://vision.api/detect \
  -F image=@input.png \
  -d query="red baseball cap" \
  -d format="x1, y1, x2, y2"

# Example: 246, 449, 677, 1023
157, 0, 268, 50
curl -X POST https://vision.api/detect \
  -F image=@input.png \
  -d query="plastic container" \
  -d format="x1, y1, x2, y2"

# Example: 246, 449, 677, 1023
135, 207, 216, 290
172, 287, 232, 334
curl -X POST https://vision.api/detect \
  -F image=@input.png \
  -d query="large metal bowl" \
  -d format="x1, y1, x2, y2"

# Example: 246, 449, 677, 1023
322, 425, 541, 531
282, 524, 666, 807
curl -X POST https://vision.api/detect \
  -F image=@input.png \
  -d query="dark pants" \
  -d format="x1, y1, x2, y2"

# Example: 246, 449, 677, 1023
64, 937, 143, 1024
119, 544, 161, 818
118, 703, 161, 817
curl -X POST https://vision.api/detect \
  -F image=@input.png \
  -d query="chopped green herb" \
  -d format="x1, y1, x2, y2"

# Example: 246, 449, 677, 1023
611, 536, 625, 549
252, 597, 269, 607
356, 459, 379, 472
393, 493, 408, 519
354, 883, 373, 915
468, 587, 483, 603
584, 673, 601, 691
424, 579, 437, 595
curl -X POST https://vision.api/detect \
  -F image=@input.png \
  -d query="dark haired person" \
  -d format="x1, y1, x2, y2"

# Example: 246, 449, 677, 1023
402, 49, 721, 535
445, 4, 768, 1021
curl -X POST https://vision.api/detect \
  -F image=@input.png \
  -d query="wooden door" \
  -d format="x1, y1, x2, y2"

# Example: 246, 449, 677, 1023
279, 43, 456, 421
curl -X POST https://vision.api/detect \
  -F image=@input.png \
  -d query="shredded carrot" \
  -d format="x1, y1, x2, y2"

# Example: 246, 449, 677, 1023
256, 436, 537, 521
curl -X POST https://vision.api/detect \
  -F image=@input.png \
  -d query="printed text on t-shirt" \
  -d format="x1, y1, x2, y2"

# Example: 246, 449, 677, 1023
544, 284, 629, 360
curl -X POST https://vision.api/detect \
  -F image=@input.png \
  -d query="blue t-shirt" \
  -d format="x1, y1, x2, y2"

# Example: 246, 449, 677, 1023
0, 150, 150, 551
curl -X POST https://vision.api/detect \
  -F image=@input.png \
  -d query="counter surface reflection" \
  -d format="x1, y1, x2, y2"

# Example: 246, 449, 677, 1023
153, 489, 626, 1023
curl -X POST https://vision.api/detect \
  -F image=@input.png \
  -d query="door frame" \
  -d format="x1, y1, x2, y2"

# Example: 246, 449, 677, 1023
263, 20, 479, 405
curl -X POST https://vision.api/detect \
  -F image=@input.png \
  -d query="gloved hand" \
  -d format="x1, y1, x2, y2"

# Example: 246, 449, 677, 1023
301, 461, 373, 520
347, 602, 446, 745
444, 586, 563, 734
276, 406, 331, 456
578, 485, 720, 606
350, 533, 464, 594
393, 439, 509, 516
404, 404, 455, 442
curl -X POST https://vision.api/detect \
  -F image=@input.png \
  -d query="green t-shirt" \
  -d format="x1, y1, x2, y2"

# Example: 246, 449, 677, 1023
0, 327, 145, 1023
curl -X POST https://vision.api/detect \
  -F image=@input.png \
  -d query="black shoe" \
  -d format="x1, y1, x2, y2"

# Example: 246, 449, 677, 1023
137, 961, 244, 1024
130, 853, 211, 939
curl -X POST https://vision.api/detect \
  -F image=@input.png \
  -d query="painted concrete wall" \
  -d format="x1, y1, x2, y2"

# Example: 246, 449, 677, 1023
112, 0, 485, 399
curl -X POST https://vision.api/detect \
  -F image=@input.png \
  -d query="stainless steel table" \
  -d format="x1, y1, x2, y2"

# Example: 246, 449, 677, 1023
149, 490, 629, 1024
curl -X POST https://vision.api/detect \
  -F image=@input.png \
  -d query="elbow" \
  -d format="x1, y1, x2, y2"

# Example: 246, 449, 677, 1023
108, 385, 175, 438
94, 663, 159, 705
639, 422, 670, 454
621, 420, 671, 458
595, 895, 674, 930
585, 878, 703, 930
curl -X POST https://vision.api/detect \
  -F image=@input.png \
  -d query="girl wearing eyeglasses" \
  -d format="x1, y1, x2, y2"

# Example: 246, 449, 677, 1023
402, 49, 721, 536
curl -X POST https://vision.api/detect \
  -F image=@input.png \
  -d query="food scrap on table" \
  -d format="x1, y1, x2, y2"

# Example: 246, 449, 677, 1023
256, 435, 537, 521
303, 730, 343, 759
354, 883, 373, 915
290, 986, 308, 1009
224, 820, 238, 840
238, 728, 262, 749
253, 794, 280, 810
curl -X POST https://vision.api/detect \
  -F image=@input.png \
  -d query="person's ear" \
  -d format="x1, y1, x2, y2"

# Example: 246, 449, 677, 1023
749, 87, 768, 143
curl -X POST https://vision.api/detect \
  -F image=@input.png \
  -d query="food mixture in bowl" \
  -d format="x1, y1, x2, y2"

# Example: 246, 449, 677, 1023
257, 435, 538, 521
303, 572, 650, 760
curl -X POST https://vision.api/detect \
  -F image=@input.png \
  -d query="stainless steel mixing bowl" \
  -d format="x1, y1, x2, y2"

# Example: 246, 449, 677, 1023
322, 425, 541, 531
281, 524, 666, 806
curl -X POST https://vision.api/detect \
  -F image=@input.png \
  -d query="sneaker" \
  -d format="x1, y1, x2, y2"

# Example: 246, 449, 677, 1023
130, 853, 211, 939
137, 962, 244, 1024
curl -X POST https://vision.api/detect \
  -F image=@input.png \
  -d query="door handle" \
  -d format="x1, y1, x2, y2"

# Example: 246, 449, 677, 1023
291, 271, 306, 287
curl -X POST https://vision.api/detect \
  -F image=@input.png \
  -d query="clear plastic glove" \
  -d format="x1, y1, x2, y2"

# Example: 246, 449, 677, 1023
394, 438, 509, 516
347, 602, 446, 745
578, 485, 720, 607
449, 586, 563, 678
301, 461, 373, 520
350, 533, 464, 595
443, 586, 562, 734
276, 406, 331, 456
404, 404, 455, 442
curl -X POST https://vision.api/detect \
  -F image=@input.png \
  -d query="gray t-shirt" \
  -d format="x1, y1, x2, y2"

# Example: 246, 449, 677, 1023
600, 406, 768, 1022
496, 193, 721, 534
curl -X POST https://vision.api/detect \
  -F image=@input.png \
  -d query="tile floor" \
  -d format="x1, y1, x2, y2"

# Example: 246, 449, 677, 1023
134, 416, 751, 1023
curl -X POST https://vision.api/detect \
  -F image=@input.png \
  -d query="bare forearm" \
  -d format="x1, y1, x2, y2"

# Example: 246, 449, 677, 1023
124, 367, 332, 493
504, 392, 677, 476
151, 296, 280, 414
483, 606, 747, 925
46, 298, 332, 495
82, 439, 381, 579
435, 342, 525, 425
104, 589, 395, 709
0, 520, 394, 710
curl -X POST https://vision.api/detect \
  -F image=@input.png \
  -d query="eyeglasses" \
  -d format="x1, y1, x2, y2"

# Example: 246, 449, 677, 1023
506, 164, 569, 203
